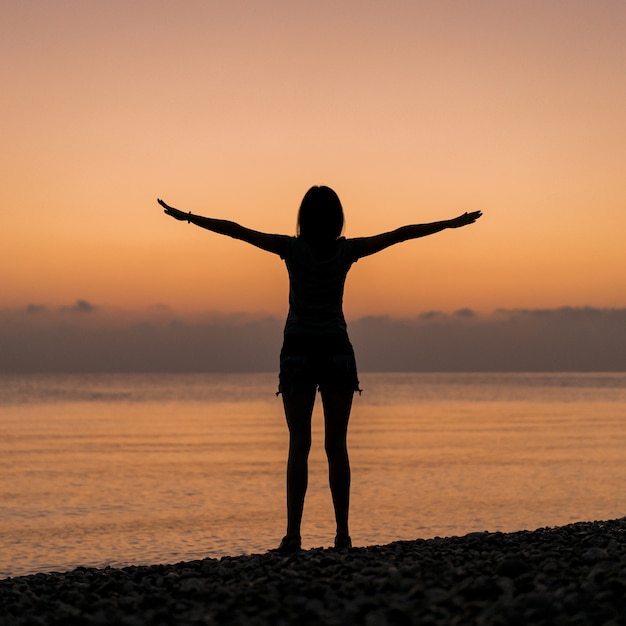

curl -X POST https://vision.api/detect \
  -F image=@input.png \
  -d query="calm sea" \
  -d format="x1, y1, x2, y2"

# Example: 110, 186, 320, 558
1, 372, 625, 578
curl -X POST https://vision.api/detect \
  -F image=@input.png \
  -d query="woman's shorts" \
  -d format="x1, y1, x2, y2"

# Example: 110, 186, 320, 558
277, 332, 361, 396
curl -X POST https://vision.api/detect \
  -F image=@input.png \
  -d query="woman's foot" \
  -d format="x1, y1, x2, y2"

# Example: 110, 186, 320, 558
275, 534, 302, 553
334, 533, 352, 550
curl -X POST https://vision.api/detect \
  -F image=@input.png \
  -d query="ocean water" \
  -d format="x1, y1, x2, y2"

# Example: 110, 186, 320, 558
1, 372, 625, 579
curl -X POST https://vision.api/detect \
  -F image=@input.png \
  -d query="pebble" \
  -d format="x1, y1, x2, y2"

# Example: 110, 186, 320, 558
1, 518, 626, 625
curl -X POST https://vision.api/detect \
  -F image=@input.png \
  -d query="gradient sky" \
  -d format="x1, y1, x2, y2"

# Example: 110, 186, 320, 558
2, 0, 625, 319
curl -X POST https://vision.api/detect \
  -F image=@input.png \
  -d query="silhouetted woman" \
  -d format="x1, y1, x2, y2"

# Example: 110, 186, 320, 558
159, 187, 481, 552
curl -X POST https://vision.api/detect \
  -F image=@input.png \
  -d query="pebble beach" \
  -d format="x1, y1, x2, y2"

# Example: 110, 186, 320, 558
2, 518, 625, 625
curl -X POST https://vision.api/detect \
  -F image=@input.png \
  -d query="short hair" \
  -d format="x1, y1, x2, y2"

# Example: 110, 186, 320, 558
297, 186, 345, 243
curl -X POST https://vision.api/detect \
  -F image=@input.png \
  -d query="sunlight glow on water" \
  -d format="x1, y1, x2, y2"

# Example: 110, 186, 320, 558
1, 372, 625, 578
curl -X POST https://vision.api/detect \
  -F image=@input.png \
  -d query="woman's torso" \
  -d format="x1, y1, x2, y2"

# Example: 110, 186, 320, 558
280, 237, 360, 335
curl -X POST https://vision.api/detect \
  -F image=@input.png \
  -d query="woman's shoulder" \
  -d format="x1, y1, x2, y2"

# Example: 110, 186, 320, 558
340, 237, 363, 261
276, 234, 297, 259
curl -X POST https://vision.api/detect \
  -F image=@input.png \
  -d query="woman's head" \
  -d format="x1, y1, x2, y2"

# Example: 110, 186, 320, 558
297, 186, 344, 243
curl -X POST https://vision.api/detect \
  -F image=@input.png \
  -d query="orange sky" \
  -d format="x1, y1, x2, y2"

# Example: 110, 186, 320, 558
2, 1, 625, 319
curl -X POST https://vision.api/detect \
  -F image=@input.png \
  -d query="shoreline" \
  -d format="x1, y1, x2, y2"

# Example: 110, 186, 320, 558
1, 518, 625, 625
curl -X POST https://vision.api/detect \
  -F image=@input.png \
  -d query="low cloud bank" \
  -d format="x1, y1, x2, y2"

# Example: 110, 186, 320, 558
1, 302, 625, 372
350, 307, 626, 371
0, 302, 282, 373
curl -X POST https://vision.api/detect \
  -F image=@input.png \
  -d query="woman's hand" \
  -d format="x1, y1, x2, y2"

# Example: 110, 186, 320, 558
449, 211, 483, 228
158, 198, 189, 221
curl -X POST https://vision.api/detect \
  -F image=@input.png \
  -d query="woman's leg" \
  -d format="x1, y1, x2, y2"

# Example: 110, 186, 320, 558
321, 391, 354, 541
282, 390, 316, 540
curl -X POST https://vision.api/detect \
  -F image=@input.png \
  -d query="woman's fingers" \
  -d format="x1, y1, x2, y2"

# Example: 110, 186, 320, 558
158, 199, 187, 220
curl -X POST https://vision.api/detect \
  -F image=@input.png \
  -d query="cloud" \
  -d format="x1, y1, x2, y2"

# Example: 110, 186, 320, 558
25, 304, 47, 314
0, 306, 625, 373
418, 311, 445, 321
453, 308, 476, 319
61, 299, 98, 313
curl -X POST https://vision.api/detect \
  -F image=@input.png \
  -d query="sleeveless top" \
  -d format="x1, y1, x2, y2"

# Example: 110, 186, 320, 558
278, 236, 360, 335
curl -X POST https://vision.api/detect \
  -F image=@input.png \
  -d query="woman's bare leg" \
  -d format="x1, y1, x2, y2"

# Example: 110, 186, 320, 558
321, 391, 353, 541
282, 390, 316, 540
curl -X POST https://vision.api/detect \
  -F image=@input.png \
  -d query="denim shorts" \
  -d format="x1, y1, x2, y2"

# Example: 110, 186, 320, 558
277, 332, 361, 396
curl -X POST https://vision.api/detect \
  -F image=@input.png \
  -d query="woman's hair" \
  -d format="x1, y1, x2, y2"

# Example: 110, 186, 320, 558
297, 186, 345, 243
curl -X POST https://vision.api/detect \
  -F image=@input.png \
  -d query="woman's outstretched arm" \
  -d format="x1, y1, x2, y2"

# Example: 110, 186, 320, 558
158, 199, 286, 255
352, 211, 482, 259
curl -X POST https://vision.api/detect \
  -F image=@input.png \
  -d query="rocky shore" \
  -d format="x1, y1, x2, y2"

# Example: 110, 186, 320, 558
2, 518, 625, 625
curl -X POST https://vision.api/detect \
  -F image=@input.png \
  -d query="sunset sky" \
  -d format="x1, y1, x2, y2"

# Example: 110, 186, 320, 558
2, 0, 625, 323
